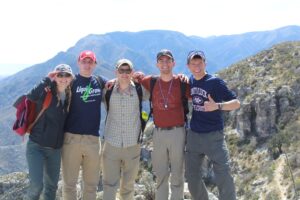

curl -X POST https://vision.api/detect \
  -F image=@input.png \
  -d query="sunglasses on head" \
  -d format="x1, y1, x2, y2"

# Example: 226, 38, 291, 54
57, 72, 72, 78
118, 68, 132, 74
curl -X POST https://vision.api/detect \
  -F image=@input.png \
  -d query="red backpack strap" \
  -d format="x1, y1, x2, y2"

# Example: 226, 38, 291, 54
27, 91, 52, 133
42, 91, 52, 109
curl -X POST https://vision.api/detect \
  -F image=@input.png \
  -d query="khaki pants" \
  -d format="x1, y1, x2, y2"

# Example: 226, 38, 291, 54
102, 142, 140, 200
152, 127, 186, 200
62, 132, 101, 200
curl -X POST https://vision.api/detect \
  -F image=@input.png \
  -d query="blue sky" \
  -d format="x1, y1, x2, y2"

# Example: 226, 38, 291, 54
0, 0, 299, 75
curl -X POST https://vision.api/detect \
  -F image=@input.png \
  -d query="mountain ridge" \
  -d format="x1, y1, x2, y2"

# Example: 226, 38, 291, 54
0, 26, 300, 175
0, 37, 300, 199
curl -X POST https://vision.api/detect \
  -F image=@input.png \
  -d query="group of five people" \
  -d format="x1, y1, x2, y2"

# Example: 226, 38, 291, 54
23, 48, 240, 200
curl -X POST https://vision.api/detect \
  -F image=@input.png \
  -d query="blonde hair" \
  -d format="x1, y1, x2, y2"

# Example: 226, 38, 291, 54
55, 85, 72, 113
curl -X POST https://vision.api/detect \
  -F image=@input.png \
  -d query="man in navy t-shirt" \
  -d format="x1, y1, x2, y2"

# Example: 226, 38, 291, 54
185, 50, 240, 200
61, 50, 107, 200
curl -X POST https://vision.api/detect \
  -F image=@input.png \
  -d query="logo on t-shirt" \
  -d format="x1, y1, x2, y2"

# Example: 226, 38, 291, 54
191, 87, 207, 112
76, 84, 101, 103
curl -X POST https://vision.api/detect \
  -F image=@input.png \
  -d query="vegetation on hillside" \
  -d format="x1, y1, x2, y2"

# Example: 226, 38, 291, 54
218, 41, 300, 200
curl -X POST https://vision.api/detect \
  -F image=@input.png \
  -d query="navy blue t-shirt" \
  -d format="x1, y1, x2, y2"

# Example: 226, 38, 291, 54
65, 74, 106, 136
190, 74, 236, 133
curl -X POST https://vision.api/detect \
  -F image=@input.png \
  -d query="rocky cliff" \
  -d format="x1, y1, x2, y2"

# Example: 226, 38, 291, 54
219, 41, 300, 138
218, 41, 300, 200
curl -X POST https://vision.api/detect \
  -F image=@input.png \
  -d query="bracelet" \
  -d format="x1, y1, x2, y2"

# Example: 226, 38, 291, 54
218, 103, 223, 110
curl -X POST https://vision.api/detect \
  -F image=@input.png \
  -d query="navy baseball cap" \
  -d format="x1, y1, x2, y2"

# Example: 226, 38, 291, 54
187, 50, 206, 64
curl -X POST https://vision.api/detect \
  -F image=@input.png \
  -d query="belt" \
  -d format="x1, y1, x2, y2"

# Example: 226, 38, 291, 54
155, 125, 184, 131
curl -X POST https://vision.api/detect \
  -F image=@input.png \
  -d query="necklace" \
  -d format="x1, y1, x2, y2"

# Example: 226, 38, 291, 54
158, 77, 174, 109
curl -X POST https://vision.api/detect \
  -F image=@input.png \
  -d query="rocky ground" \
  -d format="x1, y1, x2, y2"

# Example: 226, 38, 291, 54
0, 170, 219, 200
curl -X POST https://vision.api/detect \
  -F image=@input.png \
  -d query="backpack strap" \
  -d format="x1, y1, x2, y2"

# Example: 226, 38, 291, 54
134, 82, 146, 143
179, 81, 189, 123
135, 82, 143, 118
94, 75, 105, 90
104, 83, 115, 113
135, 82, 143, 105
148, 76, 158, 120
103, 82, 115, 132
27, 91, 52, 133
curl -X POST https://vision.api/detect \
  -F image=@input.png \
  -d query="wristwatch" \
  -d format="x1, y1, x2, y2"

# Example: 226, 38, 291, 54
218, 103, 223, 110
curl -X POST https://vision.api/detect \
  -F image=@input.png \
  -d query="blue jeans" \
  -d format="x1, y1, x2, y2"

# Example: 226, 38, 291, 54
25, 139, 61, 200
185, 129, 236, 200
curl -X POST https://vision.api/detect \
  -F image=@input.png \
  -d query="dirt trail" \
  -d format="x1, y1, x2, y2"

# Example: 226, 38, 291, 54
273, 155, 286, 200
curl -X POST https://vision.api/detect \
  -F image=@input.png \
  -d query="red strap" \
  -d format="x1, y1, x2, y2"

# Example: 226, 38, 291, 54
27, 91, 52, 133
42, 91, 52, 109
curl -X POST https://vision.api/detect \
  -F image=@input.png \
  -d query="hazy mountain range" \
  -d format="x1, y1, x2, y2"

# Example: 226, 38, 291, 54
1, 40, 299, 200
0, 25, 300, 175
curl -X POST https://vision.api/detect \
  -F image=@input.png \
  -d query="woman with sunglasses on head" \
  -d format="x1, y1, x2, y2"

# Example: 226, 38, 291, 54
24, 64, 74, 200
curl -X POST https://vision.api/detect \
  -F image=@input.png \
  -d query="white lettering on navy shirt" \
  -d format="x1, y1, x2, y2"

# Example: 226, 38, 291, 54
76, 85, 101, 103
191, 87, 208, 112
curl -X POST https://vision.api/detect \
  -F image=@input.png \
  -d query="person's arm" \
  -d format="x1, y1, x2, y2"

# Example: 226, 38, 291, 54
139, 75, 151, 91
105, 79, 116, 90
185, 82, 192, 100
141, 85, 150, 101
217, 99, 240, 111
177, 73, 189, 84
26, 77, 53, 102
176, 74, 192, 100
203, 95, 240, 112
132, 71, 145, 84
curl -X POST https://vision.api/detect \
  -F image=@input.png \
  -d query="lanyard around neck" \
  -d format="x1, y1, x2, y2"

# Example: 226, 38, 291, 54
158, 78, 174, 109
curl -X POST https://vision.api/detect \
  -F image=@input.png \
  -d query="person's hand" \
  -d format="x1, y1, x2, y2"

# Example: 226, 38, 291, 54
44, 86, 51, 92
178, 73, 189, 84
132, 71, 145, 83
105, 79, 116, 89
203, 94, 218, 111
48, 71, 57, 81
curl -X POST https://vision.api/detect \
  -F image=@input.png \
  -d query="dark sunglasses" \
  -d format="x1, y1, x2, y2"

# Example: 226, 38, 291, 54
57, 73, 72, 78
118, 68, 132, 74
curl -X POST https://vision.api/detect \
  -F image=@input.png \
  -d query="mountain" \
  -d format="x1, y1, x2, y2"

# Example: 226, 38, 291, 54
216, 41, 300, 199
0, 75, 7, 80
0, 35, 300, 199
0, 26, 300, 175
